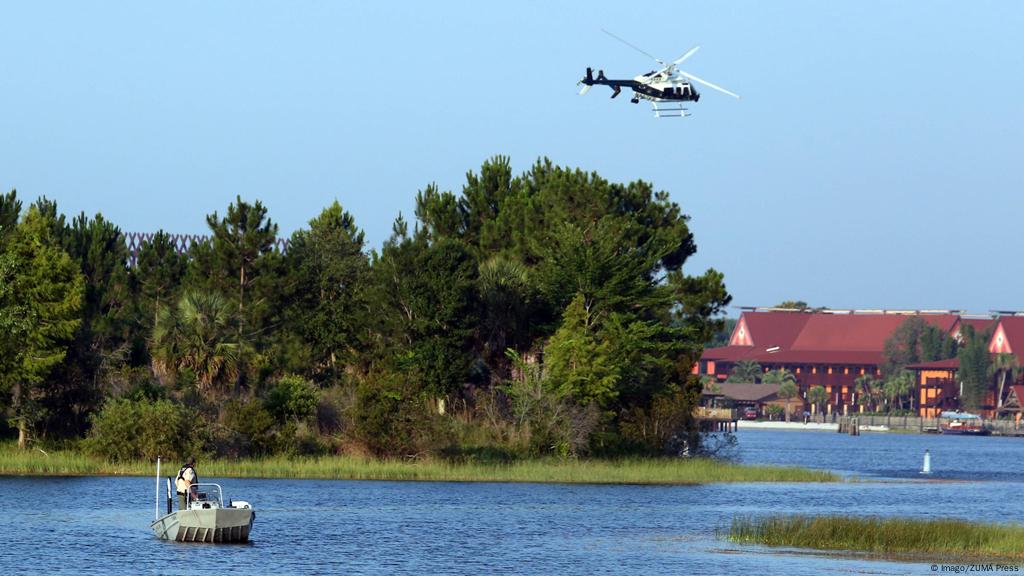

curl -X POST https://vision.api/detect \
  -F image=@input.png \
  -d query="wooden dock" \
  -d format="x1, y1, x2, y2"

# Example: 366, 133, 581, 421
695, 407, 738, 432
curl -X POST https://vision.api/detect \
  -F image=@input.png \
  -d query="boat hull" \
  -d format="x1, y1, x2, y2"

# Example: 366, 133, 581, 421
151, 508, 255, 543
940, 427, 991, 436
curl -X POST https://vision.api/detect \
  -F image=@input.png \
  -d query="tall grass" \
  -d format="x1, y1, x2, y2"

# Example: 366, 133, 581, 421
0, 443, 835, 484
729, 515, 1024, 560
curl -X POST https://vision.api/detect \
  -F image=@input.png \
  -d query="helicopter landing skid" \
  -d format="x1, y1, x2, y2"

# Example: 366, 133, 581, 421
652, 103, 690, 118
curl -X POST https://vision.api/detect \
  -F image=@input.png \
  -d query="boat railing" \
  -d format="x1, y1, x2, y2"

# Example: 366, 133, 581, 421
187, 483, 224, 509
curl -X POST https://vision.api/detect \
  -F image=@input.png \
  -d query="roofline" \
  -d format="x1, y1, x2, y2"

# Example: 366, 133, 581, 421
735, 306, 985, 316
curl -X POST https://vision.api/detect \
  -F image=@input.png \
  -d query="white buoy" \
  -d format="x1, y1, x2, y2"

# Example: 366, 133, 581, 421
921, 449, 931, 474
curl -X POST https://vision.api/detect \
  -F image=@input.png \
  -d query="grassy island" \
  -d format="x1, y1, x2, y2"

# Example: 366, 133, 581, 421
729, 515, 1024, 561
0, 445, 835, 484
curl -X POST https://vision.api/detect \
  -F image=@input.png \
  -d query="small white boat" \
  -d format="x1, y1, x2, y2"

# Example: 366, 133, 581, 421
149, 458, 255, 543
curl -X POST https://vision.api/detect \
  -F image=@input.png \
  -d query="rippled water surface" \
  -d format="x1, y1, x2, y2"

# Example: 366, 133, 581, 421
3, 430, 1022, 575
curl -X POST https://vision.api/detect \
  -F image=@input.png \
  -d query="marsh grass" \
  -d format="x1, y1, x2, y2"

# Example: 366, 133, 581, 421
729, 515, 1024, 561
0, 443, 835, 484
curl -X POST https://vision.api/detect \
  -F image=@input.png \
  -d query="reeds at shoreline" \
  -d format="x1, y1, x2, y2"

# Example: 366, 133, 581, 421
0, 443, 835, 484
729, 515, 1024, 560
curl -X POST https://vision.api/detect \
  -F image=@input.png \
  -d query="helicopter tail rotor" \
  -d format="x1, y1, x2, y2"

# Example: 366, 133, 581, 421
577, 67, 594, 95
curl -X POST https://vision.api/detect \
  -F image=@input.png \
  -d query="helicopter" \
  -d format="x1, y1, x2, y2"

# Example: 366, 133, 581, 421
578, 30, 740, 118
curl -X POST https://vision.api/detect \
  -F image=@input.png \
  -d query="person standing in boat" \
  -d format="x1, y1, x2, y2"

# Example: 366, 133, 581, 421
175, 457, 198, 510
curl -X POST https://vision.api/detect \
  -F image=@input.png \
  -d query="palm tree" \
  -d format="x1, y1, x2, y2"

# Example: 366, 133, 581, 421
807, 385, 828, 416
854, 374, 876, 411
727, 360, 762, 383
882, 372, 914, 412
989, 353, 1020, 411
777, 381, 798, 421
151, 290, 243, 397
762, 368, 797, 385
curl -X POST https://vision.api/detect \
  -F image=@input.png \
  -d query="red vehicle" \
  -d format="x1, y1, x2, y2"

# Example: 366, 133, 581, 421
742, 406, 758, 420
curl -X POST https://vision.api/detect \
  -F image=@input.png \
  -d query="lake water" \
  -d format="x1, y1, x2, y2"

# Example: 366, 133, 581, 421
2, 431, 1022, 575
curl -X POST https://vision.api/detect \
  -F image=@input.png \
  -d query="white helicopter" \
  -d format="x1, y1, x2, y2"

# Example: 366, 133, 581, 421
578, 30, 740, 118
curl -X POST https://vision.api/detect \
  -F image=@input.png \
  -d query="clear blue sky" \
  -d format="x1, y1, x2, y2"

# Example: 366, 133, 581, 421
1, 1, 1021, 313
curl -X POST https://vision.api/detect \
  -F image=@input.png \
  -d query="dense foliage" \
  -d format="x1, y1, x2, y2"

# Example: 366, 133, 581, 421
0, 157, 731, 459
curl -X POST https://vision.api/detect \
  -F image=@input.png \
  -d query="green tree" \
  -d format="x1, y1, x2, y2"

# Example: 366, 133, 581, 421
807, 385, 827, 415
883, 316, 957, 377
477, 256, 541, 382
727, 360, 762, 383
189, 196, 281, 383
45, 212, 135, 437
85, 397, 201, 461
150, 290, 242, 397
989, 353, 1020, 412
545, 293, 620, 408
706, 317, 737, 347
0, 189, 20, 244
762, 368, 797, 385
264, 374, 320, 424
372, 231, 479, 399
283, 201, 370, 377
777, 381, 798, 421
409, 157, 731, 445
882, 371, 914, 411
135, 231, 188, 332
854, 374, 877, 411
957, 325, 992, 411
0, 205, 84, 448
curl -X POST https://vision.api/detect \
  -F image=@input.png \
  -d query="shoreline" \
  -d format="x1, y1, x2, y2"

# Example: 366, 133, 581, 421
0, 446, 837, 485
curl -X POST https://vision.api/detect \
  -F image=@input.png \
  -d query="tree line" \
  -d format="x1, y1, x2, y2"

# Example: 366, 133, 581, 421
0, 157, 731, 460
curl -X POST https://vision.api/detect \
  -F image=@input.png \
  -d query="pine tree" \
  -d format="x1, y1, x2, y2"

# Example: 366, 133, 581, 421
135, 230, 188, 333
545, 293, 620, 407
0, 206, 84, 448
189, 196, 281, 384
283, 201, 370, 377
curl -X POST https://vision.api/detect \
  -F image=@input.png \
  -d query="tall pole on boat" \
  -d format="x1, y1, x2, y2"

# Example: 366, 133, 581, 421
155, 456, 161, 520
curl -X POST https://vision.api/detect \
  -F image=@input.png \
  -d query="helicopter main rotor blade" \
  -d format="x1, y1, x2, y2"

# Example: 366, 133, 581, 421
601, 28, 665, 66
672, 45, 700, 65
676, 69, 740, 99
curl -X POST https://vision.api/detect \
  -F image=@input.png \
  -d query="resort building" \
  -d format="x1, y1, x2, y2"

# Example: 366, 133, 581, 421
698, 308, 1006, 417
910, 315, 1023, 418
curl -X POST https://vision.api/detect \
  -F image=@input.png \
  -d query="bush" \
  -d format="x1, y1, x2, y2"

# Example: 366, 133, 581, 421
619, 390, 692, 455
265, 374, 320, 424
84, 397, 203, 462
316, 384, 354, 437
220, 400, 280, 457
351, 371, 449, 458
502, 352, 600, 457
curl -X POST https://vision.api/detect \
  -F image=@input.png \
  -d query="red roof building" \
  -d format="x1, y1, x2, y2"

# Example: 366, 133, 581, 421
700, 309, 967, 417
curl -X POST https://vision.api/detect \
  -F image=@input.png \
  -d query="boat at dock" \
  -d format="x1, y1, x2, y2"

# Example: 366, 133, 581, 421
939, 411, 991, 436
149, 458, 255, 543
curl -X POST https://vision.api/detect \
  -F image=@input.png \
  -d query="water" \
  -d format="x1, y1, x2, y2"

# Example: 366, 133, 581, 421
2, 431, 1022, 575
